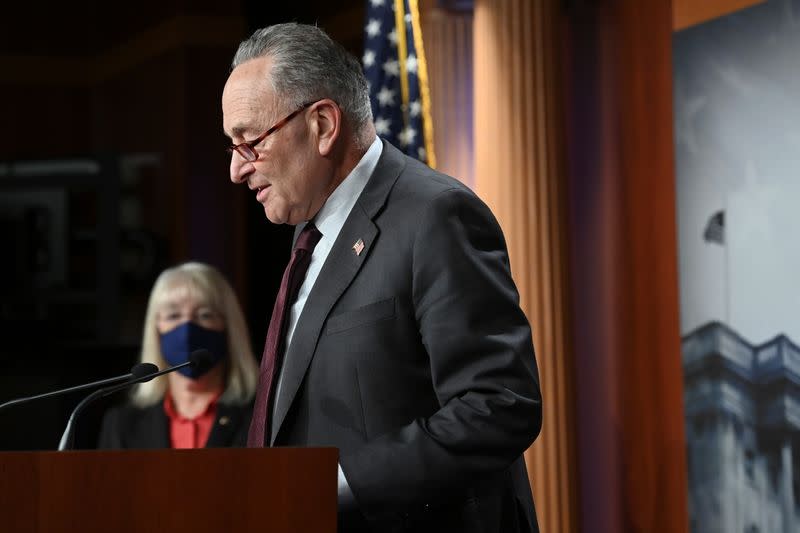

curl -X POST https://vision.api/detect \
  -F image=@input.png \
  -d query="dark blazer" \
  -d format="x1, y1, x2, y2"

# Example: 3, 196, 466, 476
97, 401, 253, 449
272, 141, 542, 533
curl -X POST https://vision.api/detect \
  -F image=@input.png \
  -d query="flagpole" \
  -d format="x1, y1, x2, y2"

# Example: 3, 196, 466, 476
724, 206, 730, 327
703, 209, 728, 327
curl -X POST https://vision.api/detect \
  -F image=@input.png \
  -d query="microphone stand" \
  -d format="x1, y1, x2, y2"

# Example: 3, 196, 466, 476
58, 359, 197, 451
0, 363, 156, 414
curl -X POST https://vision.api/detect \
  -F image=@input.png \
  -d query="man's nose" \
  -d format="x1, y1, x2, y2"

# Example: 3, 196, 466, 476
230, 153, 253, 184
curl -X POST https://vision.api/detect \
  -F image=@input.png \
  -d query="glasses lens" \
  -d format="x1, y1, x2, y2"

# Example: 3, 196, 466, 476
236, 145, 257, 162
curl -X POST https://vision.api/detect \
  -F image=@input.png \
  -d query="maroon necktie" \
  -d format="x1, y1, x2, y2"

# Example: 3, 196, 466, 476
247, 223, 322, 447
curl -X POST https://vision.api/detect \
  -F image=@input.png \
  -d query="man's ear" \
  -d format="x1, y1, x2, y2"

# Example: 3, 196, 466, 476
311, 99, 341, 156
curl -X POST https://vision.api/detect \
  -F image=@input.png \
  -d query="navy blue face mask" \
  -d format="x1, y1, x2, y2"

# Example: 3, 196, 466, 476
159, 322, 227, 379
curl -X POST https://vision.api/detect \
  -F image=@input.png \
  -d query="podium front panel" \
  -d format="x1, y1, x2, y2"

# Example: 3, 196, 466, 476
0, 447, 337, 533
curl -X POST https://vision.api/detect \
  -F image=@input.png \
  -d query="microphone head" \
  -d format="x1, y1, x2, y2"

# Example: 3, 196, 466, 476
188, 349, 215, 374
131, 362, 159, 382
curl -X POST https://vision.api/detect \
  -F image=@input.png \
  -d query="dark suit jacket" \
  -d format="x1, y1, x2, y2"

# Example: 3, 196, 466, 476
271, 140, 542, 533
97, 400, 253, 449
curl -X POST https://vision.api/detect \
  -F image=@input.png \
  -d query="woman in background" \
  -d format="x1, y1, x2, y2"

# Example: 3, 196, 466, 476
98, 262, 258, 449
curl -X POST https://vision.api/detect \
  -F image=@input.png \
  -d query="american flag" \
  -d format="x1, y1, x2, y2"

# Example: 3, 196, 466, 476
363, 0, 435, 166
352, 238, 365, 256
703, 210, 725, 245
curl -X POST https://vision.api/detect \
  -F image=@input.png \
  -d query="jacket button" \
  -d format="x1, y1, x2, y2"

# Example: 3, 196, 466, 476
219, 416, 230, 426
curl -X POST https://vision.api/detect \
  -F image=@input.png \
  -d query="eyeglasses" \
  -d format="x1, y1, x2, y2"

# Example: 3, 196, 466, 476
227, 101, 318, 162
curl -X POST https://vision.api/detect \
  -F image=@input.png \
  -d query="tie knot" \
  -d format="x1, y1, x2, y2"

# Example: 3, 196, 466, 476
294, 223, 322, 253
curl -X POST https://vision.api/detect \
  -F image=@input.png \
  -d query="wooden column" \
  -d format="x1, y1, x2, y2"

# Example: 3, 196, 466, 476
474, 1, 578, 532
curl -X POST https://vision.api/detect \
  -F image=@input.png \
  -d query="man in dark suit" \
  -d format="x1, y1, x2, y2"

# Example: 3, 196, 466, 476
222, 23, 542, 532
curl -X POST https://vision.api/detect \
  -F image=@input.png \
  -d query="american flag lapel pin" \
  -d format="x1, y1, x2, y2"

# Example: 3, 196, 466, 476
352, 238, 365, 256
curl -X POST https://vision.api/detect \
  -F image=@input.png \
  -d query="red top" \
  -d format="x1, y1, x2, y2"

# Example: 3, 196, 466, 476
163, 392, 220, 449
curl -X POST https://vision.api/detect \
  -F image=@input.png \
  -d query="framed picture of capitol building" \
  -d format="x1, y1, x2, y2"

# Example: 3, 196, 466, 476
674, 1, 800, 531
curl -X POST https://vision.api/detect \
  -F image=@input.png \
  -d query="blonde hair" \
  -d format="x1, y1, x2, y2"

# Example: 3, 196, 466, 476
131, 262, 258, 407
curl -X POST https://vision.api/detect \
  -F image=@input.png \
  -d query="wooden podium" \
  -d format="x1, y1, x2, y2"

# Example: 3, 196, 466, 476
0, 447, 337, 533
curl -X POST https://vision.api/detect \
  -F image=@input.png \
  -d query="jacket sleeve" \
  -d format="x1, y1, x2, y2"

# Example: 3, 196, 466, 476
340, 186, 543, 516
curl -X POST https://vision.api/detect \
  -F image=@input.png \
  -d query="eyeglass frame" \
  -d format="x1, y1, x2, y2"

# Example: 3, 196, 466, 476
226, 100, 319, 162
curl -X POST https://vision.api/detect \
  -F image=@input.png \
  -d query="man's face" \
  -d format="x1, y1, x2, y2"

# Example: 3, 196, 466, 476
222, 56, 330, 225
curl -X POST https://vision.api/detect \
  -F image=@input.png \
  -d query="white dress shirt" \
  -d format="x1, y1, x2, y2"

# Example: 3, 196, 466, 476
273, 136, 383, 509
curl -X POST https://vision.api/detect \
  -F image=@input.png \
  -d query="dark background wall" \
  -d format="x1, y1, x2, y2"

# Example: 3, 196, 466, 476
0, 0, 363, 450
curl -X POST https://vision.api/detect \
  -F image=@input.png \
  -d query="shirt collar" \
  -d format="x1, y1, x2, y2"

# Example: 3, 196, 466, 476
163, 391, 221, 422
311, 136, 383, 239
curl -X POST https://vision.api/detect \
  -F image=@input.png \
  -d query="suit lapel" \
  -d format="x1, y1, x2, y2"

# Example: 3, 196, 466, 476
270, 207, 376, 444
205, 403, 241, 448
132, 404, 169, 448
270, 140, 407, 444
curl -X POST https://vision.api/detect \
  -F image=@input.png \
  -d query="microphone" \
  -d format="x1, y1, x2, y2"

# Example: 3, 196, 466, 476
58, 349, 214, 451
0, 362, 159, 414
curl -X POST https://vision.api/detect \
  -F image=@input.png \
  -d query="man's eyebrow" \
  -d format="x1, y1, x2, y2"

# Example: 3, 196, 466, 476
225, 125, 253, 140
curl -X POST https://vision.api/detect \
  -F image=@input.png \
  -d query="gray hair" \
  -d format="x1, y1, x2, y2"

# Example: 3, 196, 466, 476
232, 23, 373, 146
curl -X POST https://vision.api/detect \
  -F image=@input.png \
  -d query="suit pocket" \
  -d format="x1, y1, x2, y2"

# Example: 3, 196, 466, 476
325, 297, 396, 335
